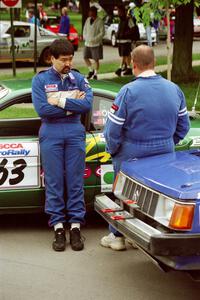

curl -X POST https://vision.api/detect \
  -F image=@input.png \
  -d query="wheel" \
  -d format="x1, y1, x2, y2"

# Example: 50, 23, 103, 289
111, 32, 117, 47
39, 47, 51, 66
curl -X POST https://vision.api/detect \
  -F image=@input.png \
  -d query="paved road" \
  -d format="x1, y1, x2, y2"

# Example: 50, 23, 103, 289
0, 41, 199, 75
1, 214, 200, 300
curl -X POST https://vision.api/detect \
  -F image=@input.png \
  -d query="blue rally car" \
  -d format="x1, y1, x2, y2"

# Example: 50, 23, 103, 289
95, 149, 200, 279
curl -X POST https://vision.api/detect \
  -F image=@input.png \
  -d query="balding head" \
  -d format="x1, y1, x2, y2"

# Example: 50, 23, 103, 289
131, 45, 155, 74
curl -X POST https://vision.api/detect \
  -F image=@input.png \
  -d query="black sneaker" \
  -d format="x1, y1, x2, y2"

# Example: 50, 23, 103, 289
87, 70, 95, 79
52, 228, 66, 251
93, 74, 98, 80
121, 63, 127, 72
115, 68, 122, 77
70, 228, 84, 251
123, 68, 133, 75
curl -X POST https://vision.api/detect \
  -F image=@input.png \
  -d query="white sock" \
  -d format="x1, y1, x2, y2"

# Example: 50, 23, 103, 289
71, 223, 80, 230
54, 223, 64, 231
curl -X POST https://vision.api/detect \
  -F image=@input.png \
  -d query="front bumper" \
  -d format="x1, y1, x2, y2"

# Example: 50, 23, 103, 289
95, 194, 200, 258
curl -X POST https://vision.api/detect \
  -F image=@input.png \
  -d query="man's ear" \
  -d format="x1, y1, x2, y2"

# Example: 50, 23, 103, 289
51, 56, 55, 65
133, 61, 137, 70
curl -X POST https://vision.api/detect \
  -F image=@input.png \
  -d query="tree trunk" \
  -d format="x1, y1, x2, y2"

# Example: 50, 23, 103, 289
79, 0, 90, 34
172, 1, 194, 83
14, 8, 20, 20
166, 4, 171, 81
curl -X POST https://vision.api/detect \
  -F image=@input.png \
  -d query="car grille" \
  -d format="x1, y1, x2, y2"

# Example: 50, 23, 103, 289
121, 176, 159, 217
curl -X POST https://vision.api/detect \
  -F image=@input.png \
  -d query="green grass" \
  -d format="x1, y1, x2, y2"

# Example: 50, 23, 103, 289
1, 52, 200, 81
107, 66, 200, 111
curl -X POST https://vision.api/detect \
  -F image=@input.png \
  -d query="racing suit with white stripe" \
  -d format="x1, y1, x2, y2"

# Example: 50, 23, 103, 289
104, 72, 190, 236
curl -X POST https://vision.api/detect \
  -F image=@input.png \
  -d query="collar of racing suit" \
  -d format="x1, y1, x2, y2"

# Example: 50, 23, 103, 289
137, 70, 157, 78
51, 67, 76, 84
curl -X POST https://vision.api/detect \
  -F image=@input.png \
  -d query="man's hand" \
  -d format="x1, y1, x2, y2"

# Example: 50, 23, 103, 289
47, 91, 61, 106
76, 91, 86, 99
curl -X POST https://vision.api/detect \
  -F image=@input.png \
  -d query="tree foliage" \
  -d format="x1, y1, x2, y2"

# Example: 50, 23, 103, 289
132, 0, 199, 82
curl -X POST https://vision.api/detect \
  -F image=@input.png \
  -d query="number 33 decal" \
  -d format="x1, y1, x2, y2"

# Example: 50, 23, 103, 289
0, 158, 27, 186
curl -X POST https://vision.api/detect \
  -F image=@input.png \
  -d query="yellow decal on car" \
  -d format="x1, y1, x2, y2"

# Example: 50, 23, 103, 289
86, 136, 111, 163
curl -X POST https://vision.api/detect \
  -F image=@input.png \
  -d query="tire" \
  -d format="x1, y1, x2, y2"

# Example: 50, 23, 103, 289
111, 32, 117, 47
39, 47, 51, 66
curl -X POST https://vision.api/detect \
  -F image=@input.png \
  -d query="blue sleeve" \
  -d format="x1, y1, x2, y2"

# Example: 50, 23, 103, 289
59, 16, 70, 34
66, 16, 70, 35
173, 88, 190, 144
63, 76, 93, 114
104, 87, 127, 155
32, 75, 67, 118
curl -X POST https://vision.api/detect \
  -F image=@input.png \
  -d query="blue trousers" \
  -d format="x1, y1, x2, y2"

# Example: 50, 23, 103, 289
39, 121, 86, 227
110, 139, 174, 236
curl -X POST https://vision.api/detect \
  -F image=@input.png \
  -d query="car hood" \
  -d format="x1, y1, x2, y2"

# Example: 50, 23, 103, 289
121, 150, 200, 200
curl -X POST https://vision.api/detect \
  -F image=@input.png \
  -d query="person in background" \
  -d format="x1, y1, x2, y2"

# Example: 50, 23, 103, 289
32, 39, 93, 252
83, 6, 105, 80
25, 2, 34, 21
28, 9, 40, 26
59, 6, 70, 36
115, 5, 137, 77
100, 45, 190, 251
37, 3, 48, 26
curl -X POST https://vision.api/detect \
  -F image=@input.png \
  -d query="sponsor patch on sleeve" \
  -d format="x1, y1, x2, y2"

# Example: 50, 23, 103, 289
110, 103, 119, 114
44, 84, 58, 92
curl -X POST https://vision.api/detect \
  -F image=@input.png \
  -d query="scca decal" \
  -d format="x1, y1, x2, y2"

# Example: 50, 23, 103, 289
0, 143, 23, 149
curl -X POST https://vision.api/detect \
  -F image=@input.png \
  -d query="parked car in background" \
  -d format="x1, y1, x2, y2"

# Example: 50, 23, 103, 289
103, 15, 157, 47
44, 16, 79, 51
0, 21, 58, 65
158, 16, 200, 40
194, 17, 200, 38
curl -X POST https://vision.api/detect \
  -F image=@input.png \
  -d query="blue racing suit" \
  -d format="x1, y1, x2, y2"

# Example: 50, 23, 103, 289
104, 74, 190, 236
32, 67, 93, 227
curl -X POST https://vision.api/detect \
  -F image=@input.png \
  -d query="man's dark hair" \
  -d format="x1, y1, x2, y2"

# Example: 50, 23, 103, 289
89, 6, 97, 15
49, 39, 74, 58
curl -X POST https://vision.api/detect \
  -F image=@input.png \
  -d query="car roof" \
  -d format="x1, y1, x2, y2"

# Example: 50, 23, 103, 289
0, 20, 32, 26
0, 78, 121, 93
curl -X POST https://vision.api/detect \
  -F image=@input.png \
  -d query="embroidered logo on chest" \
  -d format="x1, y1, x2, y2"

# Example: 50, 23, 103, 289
44, 84, 58, 92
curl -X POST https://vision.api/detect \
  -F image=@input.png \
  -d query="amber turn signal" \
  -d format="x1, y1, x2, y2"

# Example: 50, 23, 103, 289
169, 204, 194, 230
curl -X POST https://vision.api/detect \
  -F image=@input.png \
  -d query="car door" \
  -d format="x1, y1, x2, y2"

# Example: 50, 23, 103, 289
0, 91, 44, 212
6, 25, 33, 61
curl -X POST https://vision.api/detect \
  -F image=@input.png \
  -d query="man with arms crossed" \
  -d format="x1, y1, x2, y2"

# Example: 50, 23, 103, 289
32, 39, 93, 252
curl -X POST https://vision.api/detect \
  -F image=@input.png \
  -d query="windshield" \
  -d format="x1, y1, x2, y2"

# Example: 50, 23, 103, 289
0, 23, 9, 35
